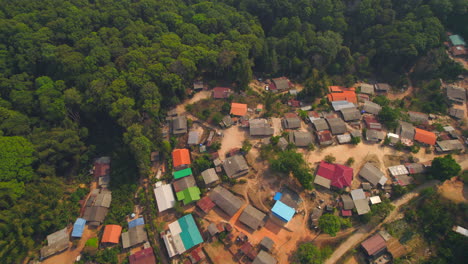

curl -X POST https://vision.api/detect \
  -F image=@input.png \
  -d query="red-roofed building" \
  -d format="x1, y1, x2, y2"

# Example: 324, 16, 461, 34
414, 128, 436, 145
213, 87, 232, 99
329, 86, 356, 93
172, 149, 191, 168
327, 91, 357, 104
230, 103, 248, 116
341, 210, 352, 217
129, 248, 156, 264
240, 242, 253, 255
361, 233, 387, 257
189, 247, 206, 263
101, 225, 122, 244
196, 196, 215, 213
288, 99, 301, 107
316, 130, 333, 146
314, 161, 353, 189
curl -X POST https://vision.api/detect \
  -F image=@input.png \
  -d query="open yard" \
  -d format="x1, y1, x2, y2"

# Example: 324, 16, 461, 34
438, 177, 468, 204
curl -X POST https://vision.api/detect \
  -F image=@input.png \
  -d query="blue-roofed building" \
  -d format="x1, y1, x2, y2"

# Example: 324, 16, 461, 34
128, 217, 145, 229
72, 218, 86, 238
271, 201, 295, 222
273, 192, 282, 201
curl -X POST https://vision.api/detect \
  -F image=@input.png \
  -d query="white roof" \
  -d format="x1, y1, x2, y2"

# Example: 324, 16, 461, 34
444, 126, 455, 132
172, 233, 186, 254
351, 189, 366, 200
370, 196, 382, 204
314, 175, 331, 189
354, 199, 371, 215
337, 134, 351, 143
332, 101, 356, 111
162, 233, 178, 257
388, 165, 409, 176
168, 221, 182, 235
453, 226, 468, 237
154, 184, 176, 212
378, 176, 388, 186
387, 133, 399, 138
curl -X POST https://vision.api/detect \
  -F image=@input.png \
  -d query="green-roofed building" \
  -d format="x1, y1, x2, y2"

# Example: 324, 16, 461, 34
178, 214, 203, 250
176, 186, 201, 204
173, 168, 192, 179
449, 35, 466, 46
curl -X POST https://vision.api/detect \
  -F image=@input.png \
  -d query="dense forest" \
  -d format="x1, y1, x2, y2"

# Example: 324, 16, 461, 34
0, 0, 467, 262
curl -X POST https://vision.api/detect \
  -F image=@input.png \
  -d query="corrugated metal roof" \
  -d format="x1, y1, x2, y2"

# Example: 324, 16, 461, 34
271, 201, 295, 222
72, 218, 86, 238
176, 186, 201, 204
154, 184, 176, 212
173, 168, 193, 179
178, 214, 203, 251
449, 35, 466, 46
128, 218, 145, 229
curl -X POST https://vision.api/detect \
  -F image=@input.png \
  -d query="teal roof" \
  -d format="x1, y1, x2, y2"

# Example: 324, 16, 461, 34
271, 201, 295, 222
449, 35, 466, 46
173, 168, 192, 179
178, 214, 203, 250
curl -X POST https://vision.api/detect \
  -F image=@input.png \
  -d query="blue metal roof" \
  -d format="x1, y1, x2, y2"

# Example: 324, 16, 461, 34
273, 192, 282, 201
128, 217, 145, 228
271, 201, 295, 222
178, 214, 203, 250
71, 218, 86, 237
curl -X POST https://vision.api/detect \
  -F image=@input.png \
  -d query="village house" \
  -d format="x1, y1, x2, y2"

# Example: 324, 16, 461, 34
230, 103, 248, 116
101, 225, 122, 246
446, 85, 466, 104
449, 107, 465, 119
176, 186, 201, 205
361, 233, 387, 259
414, 128, 437, 145
40, 228, 70, 260
341, 194, 355, 210
337, 133, 352, 144
314, 161, 353, 189
187, 130, 199, 145
223, 155, 249, 178
161, 214, 203, 257
340, 107, 361, 122
196, 196, 215, 214
359, 163, 388, 187
260, 237, 274, 252
366, 129, 386, 142
326, 117, 347, 135
408, 111, 429, 124
239, 205, 267, 230
316, 130, 334, 146
212, 87, 232, 99
277, 137, 289, 150
209, 186, 244, 217
363, 101, 382, 115
311, 118, 329, 131
436, 140, 464, 153
153, 182, 176, 212
386, 133, 400, 145
250, 118, 274, 136
282, 113, 301, 129
351, 189, 371, 215
193, 81, 204, 91
252, 250, 277, 264
405, 163, 426, 175
173, 175, 196, 193
289, 131, 313, 147
172, 148, 191, 170
328, 91, 358, 104
129, 248, 157, 264
201, 168, 219, 186
271, 200, 295, 223
363, 115, 382, 131
375, 83, 391, 93
122, 225, 149, 249
331, 100, 356, 111
310, 208, 323, 228
397, 121, 415, 143
360, 83, 375, 95
72, 218, 86, 238
172, 116, 188, 135
270, 77, 291, 92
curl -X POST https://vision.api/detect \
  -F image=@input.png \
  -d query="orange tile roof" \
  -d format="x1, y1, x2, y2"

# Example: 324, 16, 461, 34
101, 225, 122, 244
172, 149, 191, 167
327, 91, 357, 104
329, 86, 356, 92
230, 103, 248, 116
414, 128, 436, 145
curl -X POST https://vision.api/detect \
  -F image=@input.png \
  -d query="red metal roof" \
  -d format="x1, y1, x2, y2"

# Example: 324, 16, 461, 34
129, 248, 156, 264
213, 87, 231, 99
361, 234, 387, 256
240, 242, 253, 254
94, 163, 110, 178
341, 210, 352, 216
189, 247, 206, 263
172, 149, 191, 167
230, 103, 248, 116
316, 161, 353, 189
196, 196, 215, 213
414, 128, 436, 145
101, 225, 122, 244
288, 99, 301, 107
317, 130, 333, 143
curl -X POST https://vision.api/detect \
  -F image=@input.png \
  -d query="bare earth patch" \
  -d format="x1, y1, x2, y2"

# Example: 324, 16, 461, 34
438, 177, 467, 204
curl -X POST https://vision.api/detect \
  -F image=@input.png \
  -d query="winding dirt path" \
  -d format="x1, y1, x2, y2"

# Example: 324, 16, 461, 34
324, 180, 440, 264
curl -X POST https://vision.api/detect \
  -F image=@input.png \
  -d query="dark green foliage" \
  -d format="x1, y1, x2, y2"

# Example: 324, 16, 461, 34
192, 154, 212, 175
318, 214, 341, 236
294, 243, 332, 264
351, 136, 361, 145
429, 155, 461, 181
271, 150, 313, 189
378, 106, 400, 130
0, 136, 35, 182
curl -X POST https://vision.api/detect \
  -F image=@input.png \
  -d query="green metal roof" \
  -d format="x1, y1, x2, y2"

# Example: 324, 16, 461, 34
176, 186, 201, 204
173, 168, 192, 179
449, 35, 466, 46
178, 214, 203, 250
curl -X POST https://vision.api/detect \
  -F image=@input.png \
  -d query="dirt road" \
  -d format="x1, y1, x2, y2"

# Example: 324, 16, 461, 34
176, 90, 212, 115
324, 180, 440, 264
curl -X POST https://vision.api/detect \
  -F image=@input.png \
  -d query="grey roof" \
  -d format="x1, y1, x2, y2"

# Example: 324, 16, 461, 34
272, 78, 289, 90
260, 237, 274, 251
173, 175, 196, 192
40, 228, 70, 259
239, 205, 266, 230
341, 194, 354, 210
312, 118, 329, 131
360, 83, 375, 95
436, 140, 464, 152
223, 155, 249, 178
201, 168, 219, 185
187, 130, 199, 145
94, 190, 112, 208
408, 111, 428, 124
375, 83, 391, 92
366, 130, 385, 142
83, 206, 108, 225
362, 182, 372, 191
277, 137, 288, 150
173, 116, 187, 135
121, 225, 148, 249
405, 163, 426, 174
337, 134, 351, 144
449, 107, 465, 119
340, 107, 361, 121
326, 118, 347, 135
397, 121, 415, 140
447, 86, 466, 103
354, 199, 371, 215
222, 115, 233, 127
289, 131, 313, 147
207, 223, 219, 236
282, 117, 301, 129
250, 119, 274, 136
310, 208, 323, 223
363, 101, 382, 115
252, 250, 277, 264
359, 163, 387, 187
210, 186, 243, 216
351, 130, 362, 138
388, 165, 409, 176
332, 101, 356, 111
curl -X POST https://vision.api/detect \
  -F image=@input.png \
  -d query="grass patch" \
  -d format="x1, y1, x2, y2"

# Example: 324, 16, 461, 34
85, 237, 98, 248
384, 219, 410, 239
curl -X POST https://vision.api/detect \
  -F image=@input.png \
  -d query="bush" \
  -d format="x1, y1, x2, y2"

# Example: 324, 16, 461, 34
318, 214, 341, 236
351, 136, 361, 145
345, 157, 355, 166
324, 154, 336, 163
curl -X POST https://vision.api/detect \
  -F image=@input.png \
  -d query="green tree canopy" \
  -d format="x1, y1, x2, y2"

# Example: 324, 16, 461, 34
0, 136, 35, 182
294, 243, 332, 264
318, 214, 341, 236
429, 155, 461, 181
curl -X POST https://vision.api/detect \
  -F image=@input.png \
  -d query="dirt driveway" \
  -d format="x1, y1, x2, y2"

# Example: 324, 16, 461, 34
218, 126, 247, 159
176, 90, 212, 115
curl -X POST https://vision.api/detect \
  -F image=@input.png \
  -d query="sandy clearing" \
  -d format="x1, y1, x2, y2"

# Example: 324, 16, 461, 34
176, 90, 212, 115
438, 177, 467, 203
218, 126, 247, 159
271, 118, 283, 136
